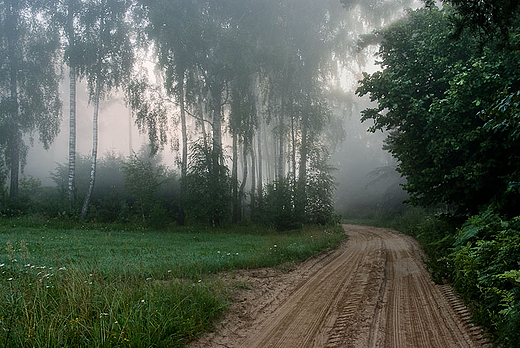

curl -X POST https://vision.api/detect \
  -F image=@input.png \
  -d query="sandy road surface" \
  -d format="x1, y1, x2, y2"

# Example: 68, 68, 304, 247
192, 225, 491, 348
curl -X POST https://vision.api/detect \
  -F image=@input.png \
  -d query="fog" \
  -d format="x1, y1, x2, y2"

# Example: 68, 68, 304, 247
14, 0, 420, 218
24, 75, 148, 185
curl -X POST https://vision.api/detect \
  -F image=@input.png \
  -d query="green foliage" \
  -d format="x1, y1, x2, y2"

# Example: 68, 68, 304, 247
440, 0, 520, 40
182, 142, 231, 226
122, 153, 177, 227
262, 178, 300, 231
261, 152, 338, 230
48, 151, 179, 225
451, 211, 520, 347
305, 150, 338, 225
357, 7, 520, 216
0, 0, 62, 196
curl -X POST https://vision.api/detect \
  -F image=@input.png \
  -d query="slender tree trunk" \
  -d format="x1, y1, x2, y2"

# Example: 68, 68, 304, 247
68, 67, 77, 202
250, 137, 256, 219
7, 0, 20, 198
265, 122, 272, 183
179, 75, 187, 180
80, 79, 101, 220
298, 106, 309, 184
232, 132, 239, 223
67, 0, 77, 204
198, 96, 208, 149
257, 118, 263, 209
277, 101, 285, 180
211, 84, 223, 226
296, 101, 310, 221
239, 141, 248, 221
177, 72, 187, 225
211, 86, 222, 168
251, 74, 261, 215
291, 105, 296, 183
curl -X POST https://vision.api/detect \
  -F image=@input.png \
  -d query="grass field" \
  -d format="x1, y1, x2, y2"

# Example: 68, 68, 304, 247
0, 219, 345, 347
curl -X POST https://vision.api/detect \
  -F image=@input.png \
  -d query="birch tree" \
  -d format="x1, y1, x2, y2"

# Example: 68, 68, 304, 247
79, 0, 134, 219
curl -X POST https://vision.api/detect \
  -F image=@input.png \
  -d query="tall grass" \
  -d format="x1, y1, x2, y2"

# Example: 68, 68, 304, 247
0, 222, 345, 347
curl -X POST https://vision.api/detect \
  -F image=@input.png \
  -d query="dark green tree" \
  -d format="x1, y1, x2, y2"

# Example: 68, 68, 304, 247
357, 7, 520, 216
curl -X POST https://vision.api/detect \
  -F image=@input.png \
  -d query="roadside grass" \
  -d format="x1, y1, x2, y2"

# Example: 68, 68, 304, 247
0, 220, 345, 347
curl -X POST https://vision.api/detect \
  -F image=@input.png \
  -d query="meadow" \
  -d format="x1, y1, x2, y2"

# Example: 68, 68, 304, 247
0, 219, 345, 347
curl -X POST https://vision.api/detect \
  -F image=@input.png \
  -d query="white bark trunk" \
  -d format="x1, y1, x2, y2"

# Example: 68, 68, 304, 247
68, 67, 76, 202
80, 80, 101, 220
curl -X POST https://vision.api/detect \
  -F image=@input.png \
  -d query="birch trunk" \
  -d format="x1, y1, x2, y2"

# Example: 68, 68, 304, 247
252, 74, 262, 209
250, 137, 256, 218
257, 119, 263, 206
291, 106, 296, 182
277, 111, 285, 180
239, 141, 248, 221
179, 74, 187, 179
211, 86, 222, 168
67, 0, 76, 203
68, 67, 77, 202
80, 80, 101, 220
178, 72, 187, 225
198, 96, 208, 149
232, 132, 239, 223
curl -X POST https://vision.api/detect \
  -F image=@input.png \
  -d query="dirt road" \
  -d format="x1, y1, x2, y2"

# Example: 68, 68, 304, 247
192, 225, 491, 348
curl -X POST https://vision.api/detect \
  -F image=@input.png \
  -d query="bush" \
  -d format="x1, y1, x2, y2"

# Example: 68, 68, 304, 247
182, 142, 231, 226
305, 151, 337, 225
450, 210, 520, 347
262, 178, 300, 231
49, 148, 179, 225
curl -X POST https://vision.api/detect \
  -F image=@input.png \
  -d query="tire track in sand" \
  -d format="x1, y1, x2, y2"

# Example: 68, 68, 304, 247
238, 225, 488, 348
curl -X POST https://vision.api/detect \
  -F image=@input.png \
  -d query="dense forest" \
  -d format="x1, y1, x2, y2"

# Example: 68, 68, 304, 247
1, 0, 520, 345
0, 0, 415, 228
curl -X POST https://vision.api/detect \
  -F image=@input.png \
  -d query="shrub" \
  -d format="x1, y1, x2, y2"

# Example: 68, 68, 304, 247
451, 210, 520, 347
182, 142, 231, 226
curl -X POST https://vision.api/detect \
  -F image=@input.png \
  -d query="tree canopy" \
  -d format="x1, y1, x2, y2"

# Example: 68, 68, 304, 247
357, 6, 520, 216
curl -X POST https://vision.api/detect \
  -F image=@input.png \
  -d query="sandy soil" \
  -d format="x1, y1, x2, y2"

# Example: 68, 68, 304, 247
191, 224, 493, 348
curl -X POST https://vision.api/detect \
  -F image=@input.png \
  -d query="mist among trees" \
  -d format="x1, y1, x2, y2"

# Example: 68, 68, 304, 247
1, 0, 416, 228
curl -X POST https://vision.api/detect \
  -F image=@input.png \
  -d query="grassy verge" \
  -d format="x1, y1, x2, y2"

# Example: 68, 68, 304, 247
0, 220, 345, 347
